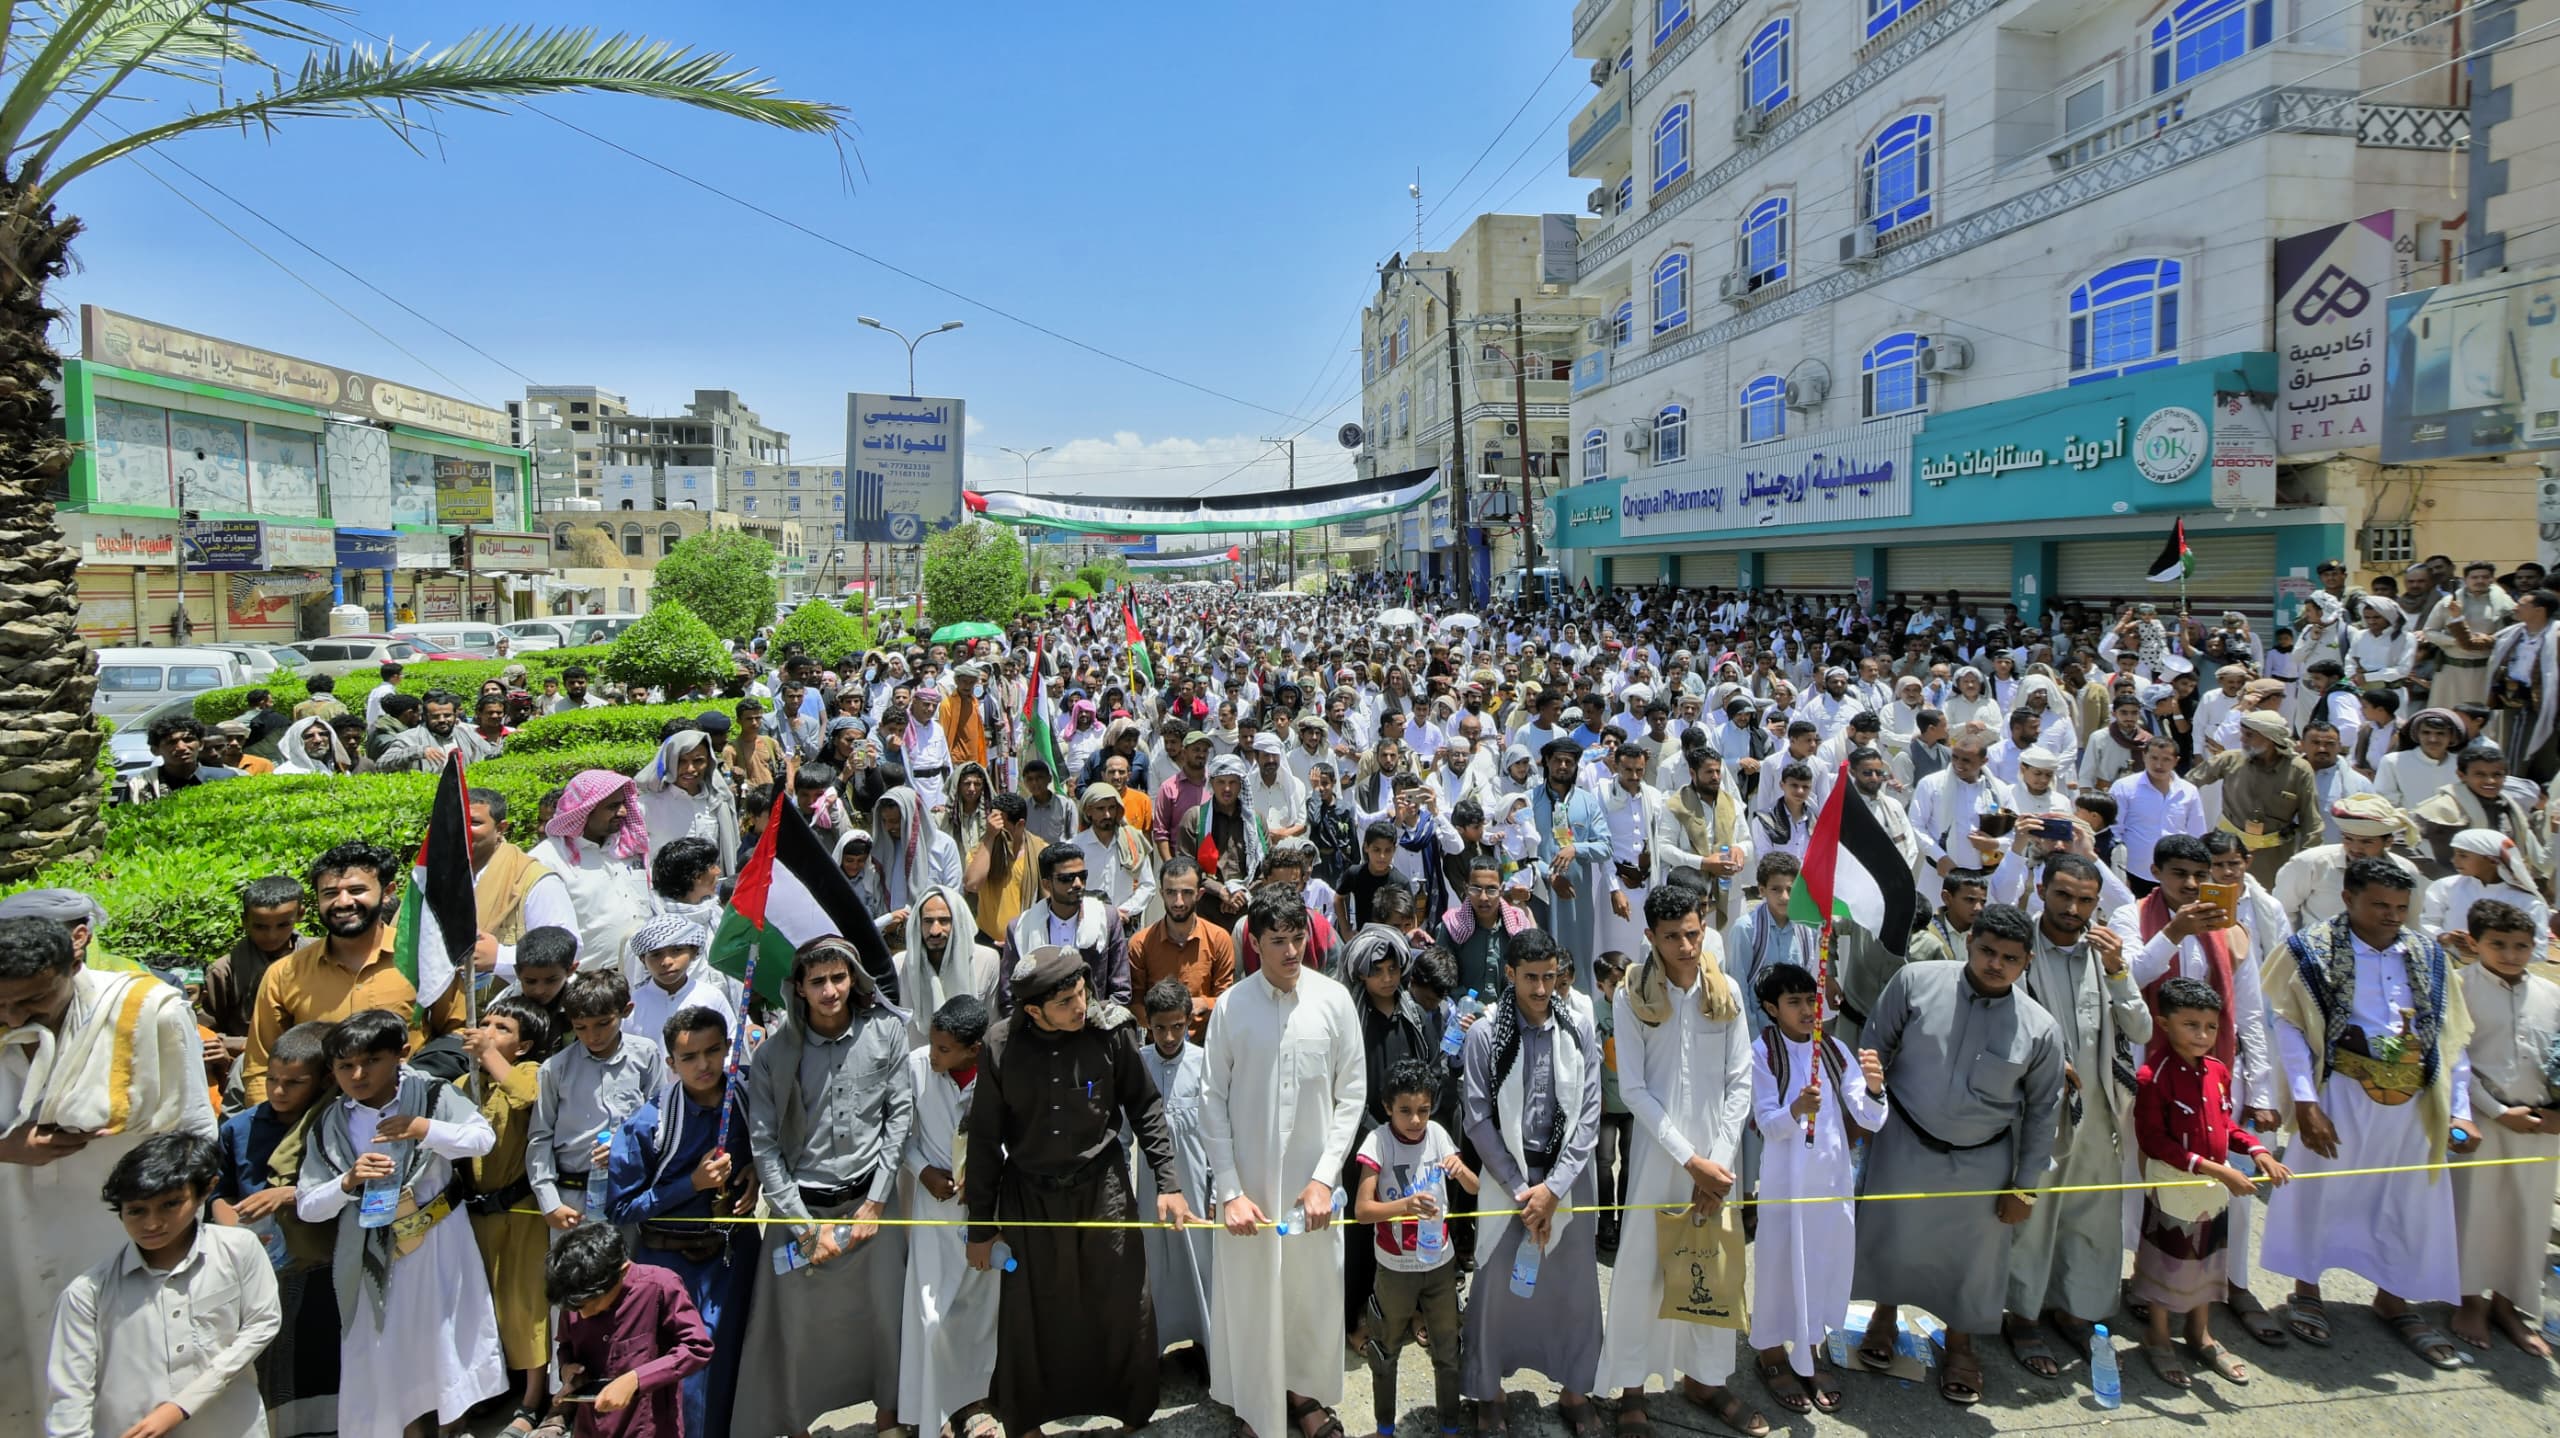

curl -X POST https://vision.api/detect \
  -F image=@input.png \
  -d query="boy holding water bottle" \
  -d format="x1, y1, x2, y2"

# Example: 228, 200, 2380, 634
529, 972, 661, 1234
1352, 1057, 1478, 1438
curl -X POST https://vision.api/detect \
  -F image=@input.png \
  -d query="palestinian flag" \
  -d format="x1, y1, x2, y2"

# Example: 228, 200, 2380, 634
1788, 761, 1918, 953
708, 791, 900, 1009
1020, 641, 1064, 780
1122, 599, 1155, 686
2149, 518, 2192, 583
393, 759, 477, 1011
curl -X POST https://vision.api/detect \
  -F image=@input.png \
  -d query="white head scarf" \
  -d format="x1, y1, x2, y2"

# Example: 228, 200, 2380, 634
273, 715, 349, 775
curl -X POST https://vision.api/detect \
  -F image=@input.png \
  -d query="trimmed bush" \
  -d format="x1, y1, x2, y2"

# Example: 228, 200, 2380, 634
768, 599, 871, 666
193, 645, 619, 725
1050, 579, 1094, 604
603, 602, 730, 697
650, 530, 777, 639
499, 703, 712, 754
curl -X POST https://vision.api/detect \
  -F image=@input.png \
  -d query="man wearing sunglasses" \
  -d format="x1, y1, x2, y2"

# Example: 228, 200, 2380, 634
996, 844, 1133, 1014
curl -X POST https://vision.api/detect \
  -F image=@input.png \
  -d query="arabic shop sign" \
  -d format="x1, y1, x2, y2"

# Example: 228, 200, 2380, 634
1916, 409, 2206, 488
844, 393, 966, 547
1618, 414, 1917, 540
179, 519, 264, 571
2274, 211, 2395, 456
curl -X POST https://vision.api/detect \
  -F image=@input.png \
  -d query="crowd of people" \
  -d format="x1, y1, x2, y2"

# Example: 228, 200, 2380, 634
11, 551, 2560, 1438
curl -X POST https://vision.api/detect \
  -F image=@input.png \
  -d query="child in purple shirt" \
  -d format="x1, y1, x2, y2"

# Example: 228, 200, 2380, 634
547, 1223, 712, 1438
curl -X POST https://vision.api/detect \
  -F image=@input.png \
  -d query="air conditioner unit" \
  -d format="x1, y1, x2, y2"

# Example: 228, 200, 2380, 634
1590, 57, 1615, 86
1837, 228, 1880, 266
1586, 186, 1611, 215
1621, 426, 1652, 452
1718, 271, 1753, 304
1502, 420, 1522, 438
1585, 317, 1612, 345
1733, 108, 1768, 142
1917, 336, 1974, 374
1784, 372, 1830, 410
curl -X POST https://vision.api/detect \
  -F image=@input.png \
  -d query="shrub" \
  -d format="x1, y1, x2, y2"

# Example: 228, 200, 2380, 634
841, 591, 870, 614
650, 530, 777, 640
921, 521, 1026, 627
1050, 579, 1094, 604
603, 602, 731, 697
192, 645, 620, 725
500, 703, 713, 754
768, 599, 870, 667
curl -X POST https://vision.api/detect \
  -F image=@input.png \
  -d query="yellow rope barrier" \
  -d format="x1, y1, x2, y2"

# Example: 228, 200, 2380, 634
516, 1152, 2559, 1230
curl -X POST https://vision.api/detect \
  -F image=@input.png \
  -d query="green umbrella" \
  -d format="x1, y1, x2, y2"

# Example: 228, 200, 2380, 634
931, 621, 1005, 643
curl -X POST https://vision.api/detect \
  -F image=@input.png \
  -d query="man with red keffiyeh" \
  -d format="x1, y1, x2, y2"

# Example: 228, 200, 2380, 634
530, 769, 654, 977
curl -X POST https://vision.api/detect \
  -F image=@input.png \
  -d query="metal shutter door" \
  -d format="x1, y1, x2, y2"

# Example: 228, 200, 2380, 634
1884, 542, 2011, 601
1761, 548, 1855, 591
1677, 552, 1738, 589
2053, 534, 2279, 625
1609, 555, 1663, 588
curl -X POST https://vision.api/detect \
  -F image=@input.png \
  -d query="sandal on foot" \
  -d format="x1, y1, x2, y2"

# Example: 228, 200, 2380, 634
2185, 1342, 2249, 1384
2225, 1290, 2288, 1346
2384, 1311, 2462, 1371
1935, 1348, 1984, 1406
500, 1408, 540, 1437
1290, 1397, 1348, 1438
1808, 1369, 1844, 1414
1682, 1385, 1769, 1438
1555, 1398, 1603, 1438
1756, 1361, 1812, 1416
1611, 1398, 1650, 1437
2005, 1324, 2063, 1380
2142, 1341, 2192, 1389
1855, 1329, 1899, 1372
2284, 1295, 2333, 1347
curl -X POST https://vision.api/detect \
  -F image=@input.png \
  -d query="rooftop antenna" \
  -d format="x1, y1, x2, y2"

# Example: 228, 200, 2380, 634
1410, 171, 1423, 251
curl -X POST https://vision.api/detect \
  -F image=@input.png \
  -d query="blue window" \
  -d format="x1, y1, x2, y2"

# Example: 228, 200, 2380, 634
2069, 258, 2183, 382
787, 470, 801, 486
832, 493, 845, 511
1583, 428, 1610, 479
1620, 44, 1635, 74
1652, 103, 1691, 193
1862, 332, 1930, 418
743, 496, 758, 514
1743, 20, 1792, 112
1655, 0, 1691, 48
1741, 196, 1790, 289
1651, 250, 1691, 335
1655, 406, 1689, 465
1617, 176, 1634, 214
788, 495, 802, 513
2152, 0, 2274, 91
1396, 318, 1410, 362
1739, 374, 1786, 446
1866, 0, 1922, 38
1613, 301, 1636, 348
1397, 391, 1410, 434
741, 471, 756, 488
1861, 112, 1934, 233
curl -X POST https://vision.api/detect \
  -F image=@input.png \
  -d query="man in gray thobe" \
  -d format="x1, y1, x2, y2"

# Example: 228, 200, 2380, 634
2001, 853, 2150, 1382
1853, 904, 2065, 1406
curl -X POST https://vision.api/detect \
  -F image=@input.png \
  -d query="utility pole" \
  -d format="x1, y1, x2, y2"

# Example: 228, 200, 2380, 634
1514, 297, 1540, 588
1442, 270, 1471, 605
1258, 435, 1298, 588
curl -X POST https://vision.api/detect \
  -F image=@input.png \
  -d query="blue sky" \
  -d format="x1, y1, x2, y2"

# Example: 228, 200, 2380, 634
53, 0, 1589, 502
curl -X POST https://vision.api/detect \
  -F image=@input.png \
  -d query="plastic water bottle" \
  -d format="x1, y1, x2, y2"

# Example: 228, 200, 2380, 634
357, 1140, 407, 1229
1824, 1328, 1852, 1371
2090, 1324, 2122, 1409
1440, 1013, 1468, 1059
2542, 1264, 2560, 1344
1276, 1187, 1347, 1235
1508, 1234, 1543, 1297
989, 1240, 1019, 1273
1415, 1171, 1449, 1257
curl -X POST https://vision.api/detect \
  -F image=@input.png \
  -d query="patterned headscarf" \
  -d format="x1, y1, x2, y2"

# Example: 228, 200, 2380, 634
547, 769, 648, 863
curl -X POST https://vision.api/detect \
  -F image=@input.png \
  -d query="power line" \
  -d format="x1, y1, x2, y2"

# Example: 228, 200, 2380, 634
1419, 48, 1578, 232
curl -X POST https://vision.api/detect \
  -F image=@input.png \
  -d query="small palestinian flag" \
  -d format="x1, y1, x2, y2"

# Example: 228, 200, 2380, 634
1122, 599, 1155, 686
393, 759, 478, 1012
1020, 641, 1063, 780
708, 791, 899, 1008
1789, 761, 1918, 953
2149, 518, 2192, 584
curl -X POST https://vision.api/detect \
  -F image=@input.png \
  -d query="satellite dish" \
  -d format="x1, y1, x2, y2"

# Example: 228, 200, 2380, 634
1338, 422, 1366, 450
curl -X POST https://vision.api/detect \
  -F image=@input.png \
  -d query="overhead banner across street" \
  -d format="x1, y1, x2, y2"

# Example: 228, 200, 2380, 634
966, 465, 1442, 535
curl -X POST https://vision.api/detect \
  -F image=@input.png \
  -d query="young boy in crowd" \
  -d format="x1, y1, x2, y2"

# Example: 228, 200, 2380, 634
505, 926, 580, 1062
2132, 977, 2289, 1389
215, 1017, 340, 1436
1590, 951, 1632, 1257
901, 995, 1001, 1438
530, 972, 662, 1232
465, 994, 560, 1433
2450, 898, 2560, 1356
295, 1008, 508, 1436
201, 874, 306, 1100
2074, 792, 2123, 880
50, 1134, 280, 1438
1748, 962, 1887, 1414
547, 1222, 714, 1437
605, 1002, 759, 1438
1137, 978, 1216, 1363
625, 917, 737, 1046
1350, 1056, 1477, 1438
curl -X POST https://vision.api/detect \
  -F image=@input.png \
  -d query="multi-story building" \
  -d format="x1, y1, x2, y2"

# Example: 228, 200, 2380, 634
1358, 213, 1607, 591
507, 384, 628, 508
1555, 0, 2486, 620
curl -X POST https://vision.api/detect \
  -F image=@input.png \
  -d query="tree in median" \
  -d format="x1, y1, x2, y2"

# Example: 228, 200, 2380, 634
651, 529, 777, 640
603, 601, 732, 699
768, 597, 869, 666
922, 521, 1026, 628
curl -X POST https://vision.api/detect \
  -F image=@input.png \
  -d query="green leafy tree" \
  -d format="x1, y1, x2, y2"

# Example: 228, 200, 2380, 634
922, 521, 1026, 627
768, 597, 869, 665
0, 6, 843, 878
650, 529, 777, 640
603, 601, 731, 697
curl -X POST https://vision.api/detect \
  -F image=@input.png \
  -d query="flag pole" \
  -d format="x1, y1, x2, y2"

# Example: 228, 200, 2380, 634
1809, 919, 1830, 1146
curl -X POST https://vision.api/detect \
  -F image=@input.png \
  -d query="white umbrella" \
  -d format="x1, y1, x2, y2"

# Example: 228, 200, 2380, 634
1438, 613, 1481, 631
1376, 606, 1421, 628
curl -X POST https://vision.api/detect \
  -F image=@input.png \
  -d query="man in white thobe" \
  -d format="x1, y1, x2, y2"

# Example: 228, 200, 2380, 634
1202, 887, 1366, 1438
1908, 724, 2014, 907
1597, 743, 1663, 961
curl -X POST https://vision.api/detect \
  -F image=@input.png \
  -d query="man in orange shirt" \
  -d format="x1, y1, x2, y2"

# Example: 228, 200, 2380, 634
1103, 750, 1154, 837
1126, 855, 1234, 1041
939, 661, 993, 768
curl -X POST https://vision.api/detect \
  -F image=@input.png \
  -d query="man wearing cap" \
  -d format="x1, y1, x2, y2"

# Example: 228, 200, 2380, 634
2186, 712, 2322, 888
2272, 792, 2427, 930
1284, 713, 1332, 788
2011, 746, 2073, 817
1075, 782, 1160, 931
1151, 729, 1215, 863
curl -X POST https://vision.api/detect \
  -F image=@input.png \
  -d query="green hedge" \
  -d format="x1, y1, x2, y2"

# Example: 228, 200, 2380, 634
499, 702, 711, 754
192, 646, 618, 725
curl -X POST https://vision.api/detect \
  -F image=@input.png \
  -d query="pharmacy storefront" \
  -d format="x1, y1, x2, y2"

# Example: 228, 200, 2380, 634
1552, 353, 2341, 626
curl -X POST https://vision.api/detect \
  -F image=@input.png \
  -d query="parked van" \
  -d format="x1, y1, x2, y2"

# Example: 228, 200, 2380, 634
94, 647, 247, 724
393, 622, 507, 657
562, 612, 644, 646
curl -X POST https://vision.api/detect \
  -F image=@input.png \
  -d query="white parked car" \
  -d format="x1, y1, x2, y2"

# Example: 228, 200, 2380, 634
392, 622, 507, 658
500, 619, 572, 651
93, 647, 248, 724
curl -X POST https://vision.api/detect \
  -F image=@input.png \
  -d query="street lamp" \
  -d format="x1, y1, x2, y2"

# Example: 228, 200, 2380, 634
856, 316, 965, 396
998, 445, 1051, 496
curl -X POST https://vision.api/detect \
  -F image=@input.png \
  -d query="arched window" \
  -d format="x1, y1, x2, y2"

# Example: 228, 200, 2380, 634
1866, 0, 1922, 37
1613, 301, 1636, 348
1743, 19, 1792, 112
1654, 0, 1692, 48
1860, 112, 1934, 233
1655, 406, 1689, 465
1583, 428, 1610, 479
1617, 176, 1634, 214
659, 523, 682, 556
1620, 44, 1635, 74
2152, 0, 2274, 91
621, 523, 644, 557
552, 524, 573, 550
1396, 391, 1411, 435
1862, 332, 1930, 418
1739, 374, 1787, 446
1652, 103, 1691, 193
1651, 250, 1691, 335
1741, 196, 1790, 289
1395, 317, 1411, 361
2069, 258, 2183, 382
